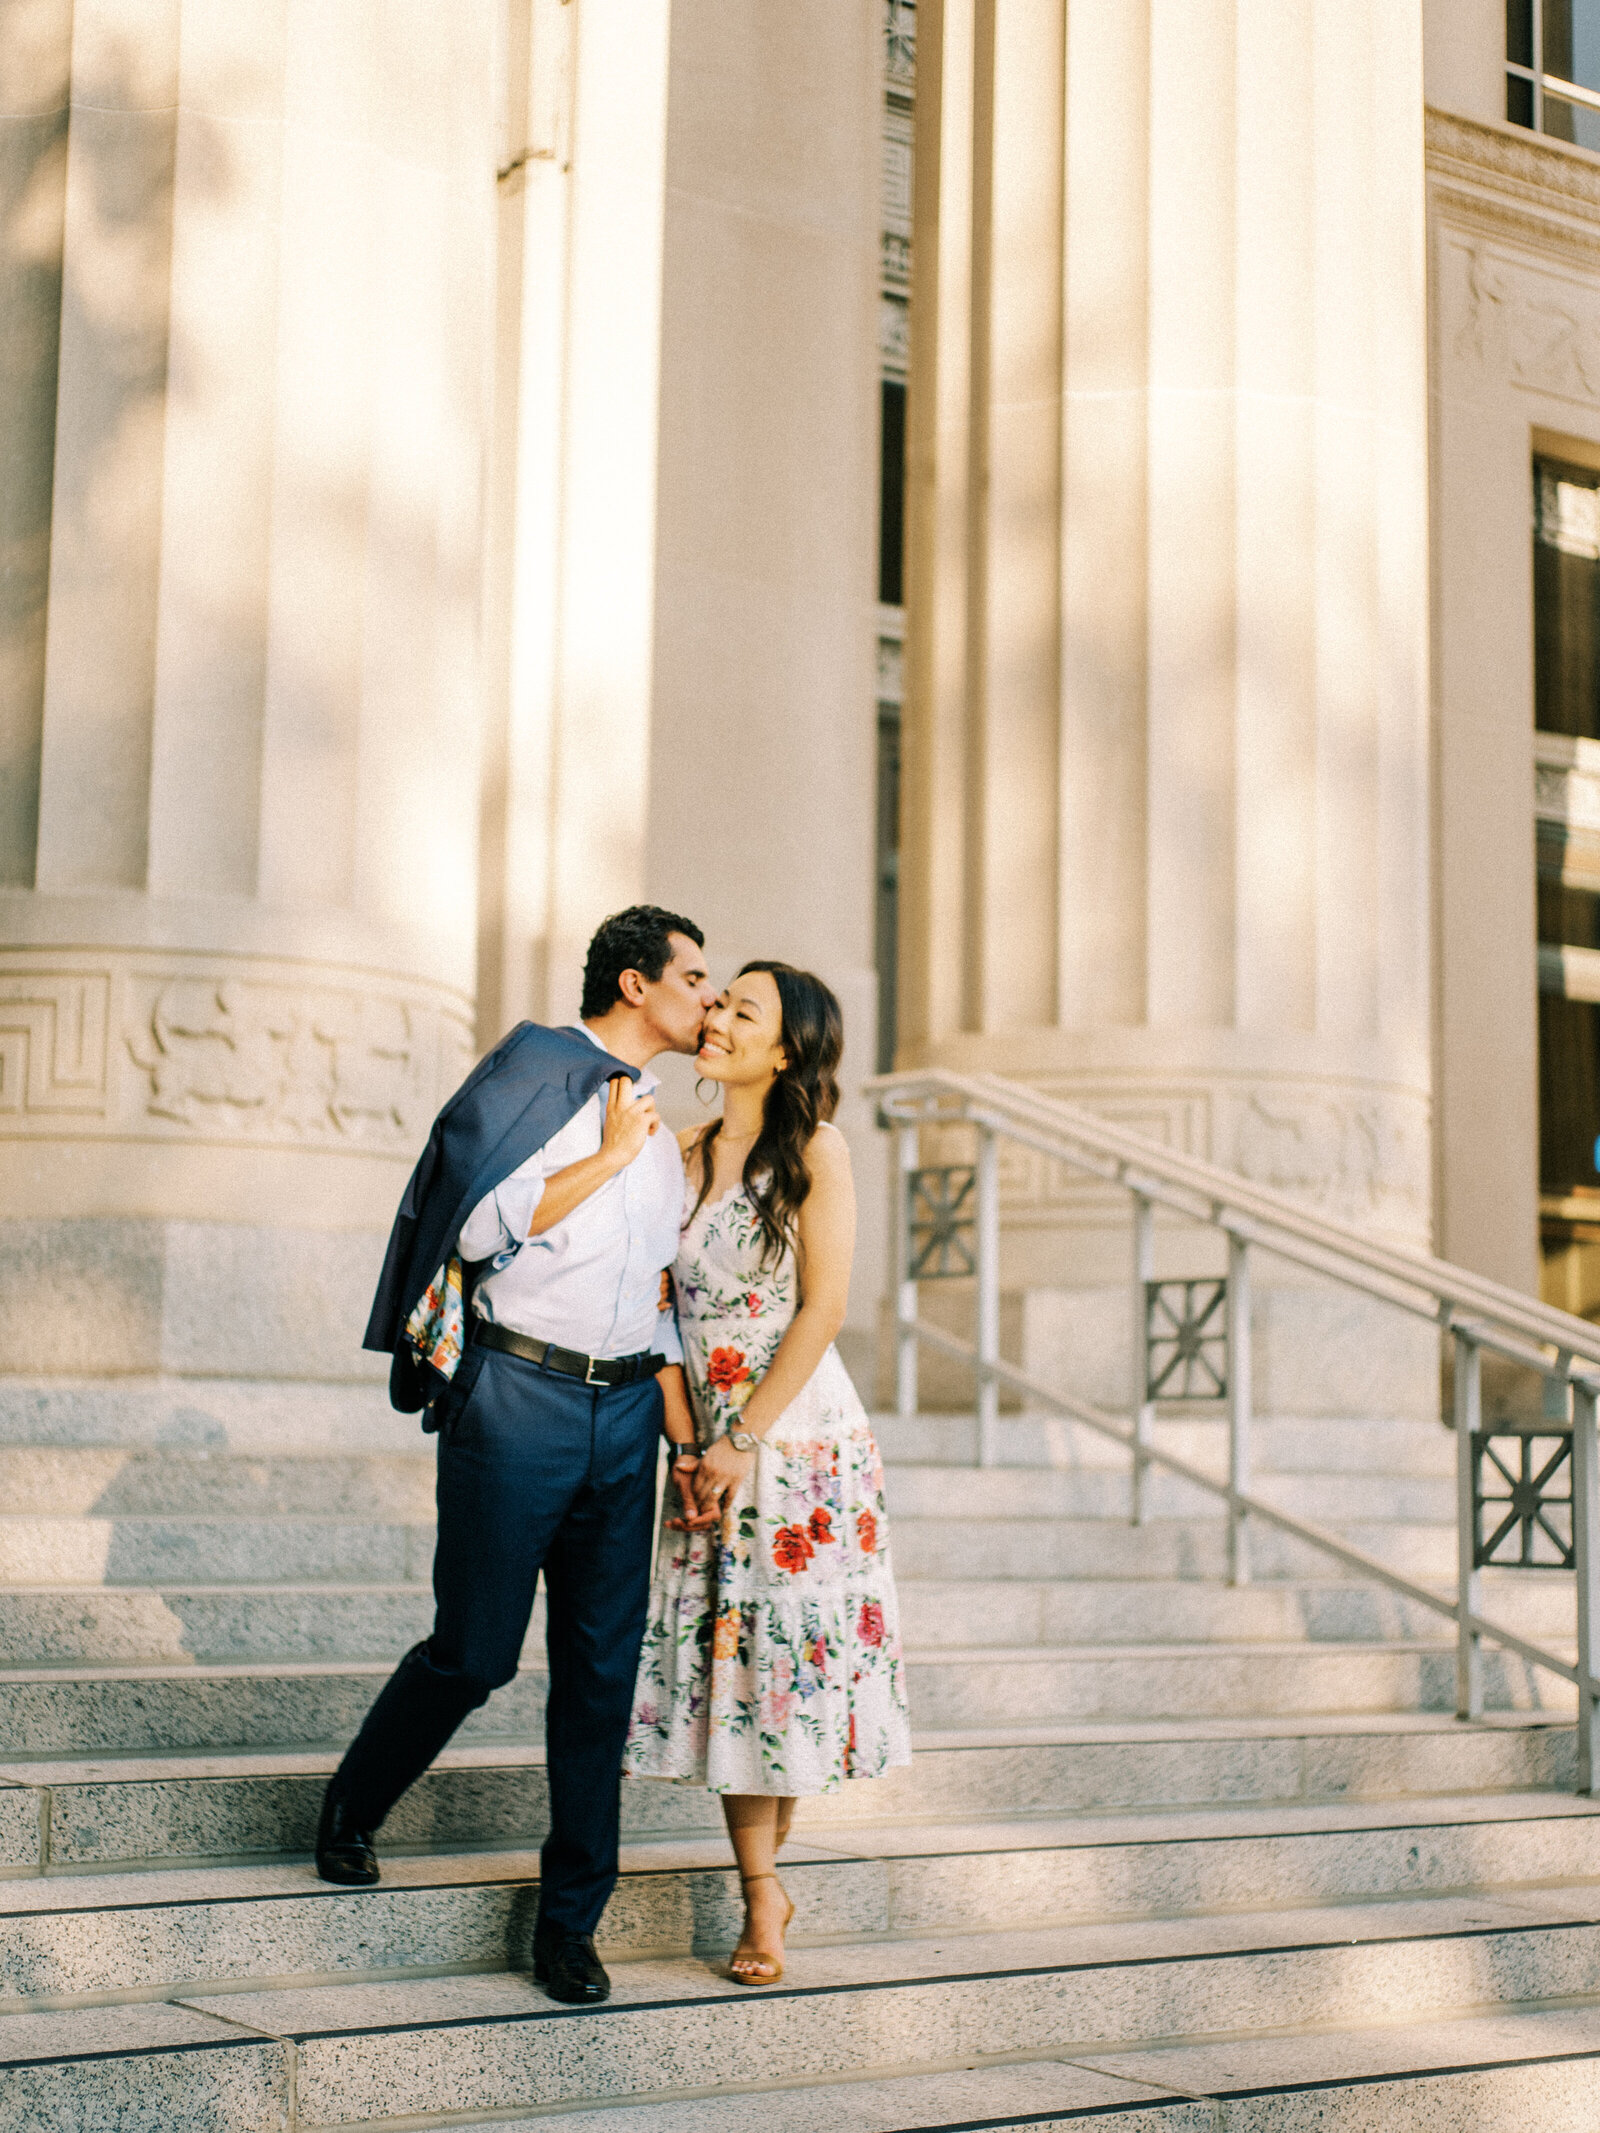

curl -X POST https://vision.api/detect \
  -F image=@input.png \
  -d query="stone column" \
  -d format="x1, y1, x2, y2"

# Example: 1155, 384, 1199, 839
0, 0, 492, 1380
904, 0, 1433, 1409
481, 0, 884, 1346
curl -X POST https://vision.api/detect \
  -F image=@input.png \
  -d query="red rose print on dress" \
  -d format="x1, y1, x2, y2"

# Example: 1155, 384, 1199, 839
707, 1347, 750, 1392
807, 1507, 834, 1545
856, 1509, 878, 1555
857, 1600, 885, 1648
772, 1524, 815, 1573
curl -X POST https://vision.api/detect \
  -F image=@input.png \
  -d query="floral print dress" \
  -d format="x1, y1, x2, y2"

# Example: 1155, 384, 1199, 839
623, 1180, 912, 1795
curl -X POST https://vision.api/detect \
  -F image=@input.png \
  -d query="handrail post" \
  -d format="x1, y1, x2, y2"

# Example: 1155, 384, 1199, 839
1453, 1330, 1483, 1721
1574, 1377, 1600, 1794
894, 1121, 919, 1423
1227, 1233, 1252, 1587
975, 1123, 1000, 1469
1131, 1195, 1153, 1526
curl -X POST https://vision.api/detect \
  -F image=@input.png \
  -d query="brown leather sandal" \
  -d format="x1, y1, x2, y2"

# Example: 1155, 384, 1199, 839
728, 1872, 795, 1986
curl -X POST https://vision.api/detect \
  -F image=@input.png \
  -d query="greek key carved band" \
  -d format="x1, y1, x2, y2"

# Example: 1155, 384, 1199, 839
0, 953, 473, 1154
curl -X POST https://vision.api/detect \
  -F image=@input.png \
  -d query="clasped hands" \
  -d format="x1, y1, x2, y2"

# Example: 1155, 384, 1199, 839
665, 1433, 757, 1529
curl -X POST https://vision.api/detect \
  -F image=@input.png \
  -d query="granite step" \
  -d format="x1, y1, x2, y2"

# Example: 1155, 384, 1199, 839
9, 1795, 1600, 2008
0, 1504, 1475, 1593
0, 1515, 433, 1586
0, 1659, 540, 1756
0, 1576, 1382, 1669
874, 1411, 1458, 1477
883, 1461, 1458, 1524
905, 1640, 1572, 1727
0, 1506, 1468, 1589
15, 1993, 1600, 2133
122, 1898, 1600, 2126
889, 1513, 1463, 1582
886, 1466, 1228, 1521
0, 1377, 401, 1452
384, 2006, 1600, 2133
0, 1447, 435, 1519
1, 1717, 1575, 1872
0, 1380, 1449, 1475
0, 1583, 440, 1665
5, 1572, 1576, 1668
3, 1636, 1572, 1758
901, 1574, 1581, 1648
0, 1999, 288, 2133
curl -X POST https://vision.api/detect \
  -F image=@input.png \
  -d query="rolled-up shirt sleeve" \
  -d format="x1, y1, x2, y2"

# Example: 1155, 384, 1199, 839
457, 1152, 547, 1262
655, 1304, 683, 1367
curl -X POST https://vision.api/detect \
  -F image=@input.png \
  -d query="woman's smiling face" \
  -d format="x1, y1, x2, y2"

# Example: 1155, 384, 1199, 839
697, 969, 787, 1091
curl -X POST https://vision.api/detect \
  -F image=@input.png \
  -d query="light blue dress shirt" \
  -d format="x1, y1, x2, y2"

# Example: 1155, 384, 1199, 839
458, 1024, 684, 1364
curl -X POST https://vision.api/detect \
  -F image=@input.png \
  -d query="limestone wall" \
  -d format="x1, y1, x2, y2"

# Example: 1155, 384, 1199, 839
903, 0, 1433, 1276
0, 0, 493, 1375
480, 0, 885, 1337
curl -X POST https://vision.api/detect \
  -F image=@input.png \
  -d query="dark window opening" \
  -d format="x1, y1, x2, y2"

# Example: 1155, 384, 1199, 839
874, 705, 901, 1075
1508, 0, 1600, 143
1535, 457, 1600, 739
1510, 0, 1535, 69
1541, 995, 1600, 1193
878, 379, 906, 608
1542, 873, 1600, 951
1535, 454, 1600, 1226
1546, 0, 1600, 95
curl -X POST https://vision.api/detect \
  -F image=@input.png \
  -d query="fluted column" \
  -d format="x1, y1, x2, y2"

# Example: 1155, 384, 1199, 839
905, 0, 1431, 1270
0, 0, 492, 1375
479, 0, 883, 1337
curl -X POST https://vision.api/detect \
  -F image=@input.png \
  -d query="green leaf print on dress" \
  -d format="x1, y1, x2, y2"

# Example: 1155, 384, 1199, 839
623, 1181, 912, 1796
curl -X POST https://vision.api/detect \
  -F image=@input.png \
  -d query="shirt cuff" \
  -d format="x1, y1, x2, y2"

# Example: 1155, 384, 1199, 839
655, 1308, 683, 1366
456, 1188, 506, 1262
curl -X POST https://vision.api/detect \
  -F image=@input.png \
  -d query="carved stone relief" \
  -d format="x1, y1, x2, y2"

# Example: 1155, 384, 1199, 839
1449, 237, 1600, 403
972, 1086, 1215, 1225
0, 952, 473, 1153
1231, 1090, 1429, 1234
127, 981, 419, 1143
0, 974, 110, 1116
963, 1077, 1429, 1243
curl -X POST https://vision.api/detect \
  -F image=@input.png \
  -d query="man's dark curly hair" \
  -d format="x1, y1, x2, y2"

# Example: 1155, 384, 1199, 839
580, 905, 704, 1021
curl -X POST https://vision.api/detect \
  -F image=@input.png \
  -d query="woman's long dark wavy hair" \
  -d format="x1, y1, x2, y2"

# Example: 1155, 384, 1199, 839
690, 962, 843, 1263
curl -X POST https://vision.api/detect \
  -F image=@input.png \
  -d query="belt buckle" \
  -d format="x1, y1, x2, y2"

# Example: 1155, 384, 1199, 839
583, 1354, 608, 1387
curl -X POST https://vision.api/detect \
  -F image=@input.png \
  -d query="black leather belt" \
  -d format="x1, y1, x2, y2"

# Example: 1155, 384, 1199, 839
470, 1317, 665, 1388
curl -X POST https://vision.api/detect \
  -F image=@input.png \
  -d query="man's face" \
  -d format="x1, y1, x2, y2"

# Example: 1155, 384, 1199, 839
638, 934, 716, 1055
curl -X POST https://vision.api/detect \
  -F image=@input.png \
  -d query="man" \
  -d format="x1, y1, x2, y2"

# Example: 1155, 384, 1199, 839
316, 906, 715, 2006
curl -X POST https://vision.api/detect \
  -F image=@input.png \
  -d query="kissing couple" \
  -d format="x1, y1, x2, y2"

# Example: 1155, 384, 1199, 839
316, 906, 911, 1999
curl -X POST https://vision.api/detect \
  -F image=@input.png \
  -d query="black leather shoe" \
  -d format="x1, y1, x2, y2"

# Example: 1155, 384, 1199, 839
533, 1926, 610, 2004
315, 1783, 379, 1886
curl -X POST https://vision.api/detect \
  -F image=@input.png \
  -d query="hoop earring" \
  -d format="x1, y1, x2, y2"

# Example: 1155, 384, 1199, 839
694, 1077, 719, 1107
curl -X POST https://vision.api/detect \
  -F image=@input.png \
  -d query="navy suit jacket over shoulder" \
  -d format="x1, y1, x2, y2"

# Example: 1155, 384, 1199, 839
364, 1021, 639, 1416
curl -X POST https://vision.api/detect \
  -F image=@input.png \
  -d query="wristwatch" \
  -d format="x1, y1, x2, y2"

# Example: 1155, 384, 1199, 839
728, 1429, 761, 1453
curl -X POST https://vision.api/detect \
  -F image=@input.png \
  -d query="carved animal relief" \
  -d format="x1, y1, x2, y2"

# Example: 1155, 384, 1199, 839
128, 980, 417, 1143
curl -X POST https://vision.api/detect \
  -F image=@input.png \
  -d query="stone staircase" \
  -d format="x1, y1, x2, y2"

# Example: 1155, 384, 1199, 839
5, 1377, 1600, 2129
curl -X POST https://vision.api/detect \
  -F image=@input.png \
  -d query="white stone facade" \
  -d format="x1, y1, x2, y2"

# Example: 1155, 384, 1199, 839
0, 0, 1597, 1384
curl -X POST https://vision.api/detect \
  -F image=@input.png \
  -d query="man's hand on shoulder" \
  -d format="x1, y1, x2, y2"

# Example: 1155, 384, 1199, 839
600, 1073, 659, 1172
525, 1075, 659, 1238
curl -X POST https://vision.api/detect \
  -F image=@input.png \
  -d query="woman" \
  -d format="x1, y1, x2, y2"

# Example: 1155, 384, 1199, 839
623, 962, 911, 1984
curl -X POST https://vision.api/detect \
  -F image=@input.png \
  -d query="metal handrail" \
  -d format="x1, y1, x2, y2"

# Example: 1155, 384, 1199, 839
870, 1066, 1600, 1794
